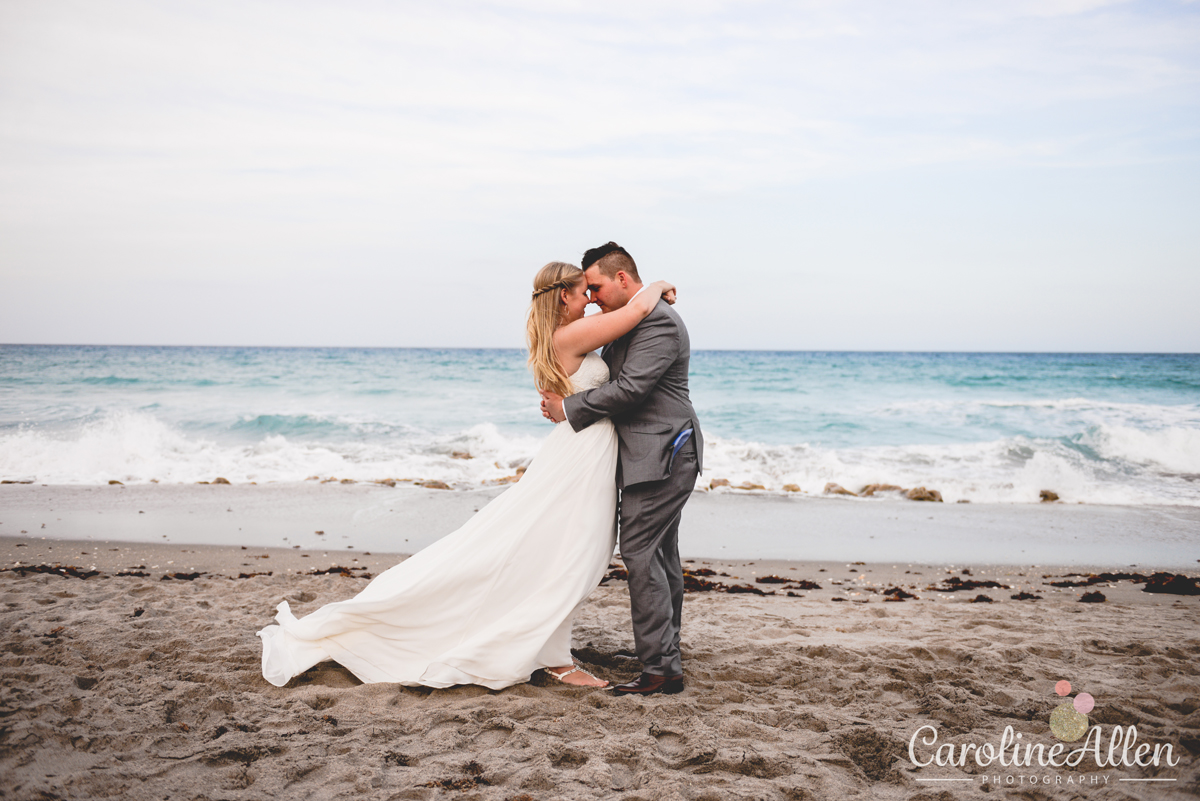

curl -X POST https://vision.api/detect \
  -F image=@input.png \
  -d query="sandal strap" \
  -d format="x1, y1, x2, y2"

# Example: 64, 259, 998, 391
546, 666, 582, 680
545, 665, 607, 685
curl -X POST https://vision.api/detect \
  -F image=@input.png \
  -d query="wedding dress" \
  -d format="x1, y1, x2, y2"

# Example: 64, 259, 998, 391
257, 353, 617, 690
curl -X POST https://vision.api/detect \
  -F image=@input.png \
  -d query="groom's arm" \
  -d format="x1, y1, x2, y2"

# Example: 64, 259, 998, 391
562, 309, 679, 433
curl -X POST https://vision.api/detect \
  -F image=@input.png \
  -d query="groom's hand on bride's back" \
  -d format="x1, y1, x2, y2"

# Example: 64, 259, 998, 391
540, 390, 566, 423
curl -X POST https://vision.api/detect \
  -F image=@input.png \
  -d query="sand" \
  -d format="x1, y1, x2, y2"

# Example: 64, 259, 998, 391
4, 482, 1200, 566
2, 538, 1199, 800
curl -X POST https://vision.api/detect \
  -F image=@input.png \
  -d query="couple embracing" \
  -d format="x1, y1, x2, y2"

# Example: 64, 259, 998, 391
258, 241, 704, 696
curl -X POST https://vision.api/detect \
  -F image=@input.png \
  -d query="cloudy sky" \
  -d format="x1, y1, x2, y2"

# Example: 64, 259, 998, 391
1, 0, 1197, 351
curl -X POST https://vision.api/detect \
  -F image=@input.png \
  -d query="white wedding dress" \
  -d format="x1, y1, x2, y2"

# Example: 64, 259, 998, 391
257, 353, 618, 690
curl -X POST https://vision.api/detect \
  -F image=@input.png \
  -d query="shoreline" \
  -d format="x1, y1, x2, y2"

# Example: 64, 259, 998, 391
3, 482, 1199, 567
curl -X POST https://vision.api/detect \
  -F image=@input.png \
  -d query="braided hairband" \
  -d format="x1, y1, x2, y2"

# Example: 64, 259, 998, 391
531, 279, 571, 300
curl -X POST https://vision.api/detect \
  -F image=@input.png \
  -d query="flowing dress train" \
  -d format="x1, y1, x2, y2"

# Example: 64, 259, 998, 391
256, 353, 617, 690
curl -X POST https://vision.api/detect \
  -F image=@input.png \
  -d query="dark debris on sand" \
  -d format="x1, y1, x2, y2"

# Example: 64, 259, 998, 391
1045, 571, 1149, 587
725, 583, 774, 596
0, 563, 375, 584
161, 572, 206, 581
599, 566, 628, 584
924, 576, 1010, 593
308, 566, 374, 580
785, 579, 823, 590
1143, 573, 1200, 595
1044, 570, 1200, 596
602, 564, 791, 597
2, 564, 101, 580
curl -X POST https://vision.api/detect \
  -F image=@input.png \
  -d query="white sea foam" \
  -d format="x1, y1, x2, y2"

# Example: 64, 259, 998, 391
0, 411, 540, 487
1082, 424, 1200, 473
697, 429, 1199, 506
875, 397, 1200, 429
1, 410, 1196, 505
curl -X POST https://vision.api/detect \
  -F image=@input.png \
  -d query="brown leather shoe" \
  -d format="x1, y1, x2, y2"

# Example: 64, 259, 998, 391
612, 672, 684, 696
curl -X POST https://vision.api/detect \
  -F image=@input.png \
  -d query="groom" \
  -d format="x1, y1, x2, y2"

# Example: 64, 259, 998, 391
541, 241, 704, 696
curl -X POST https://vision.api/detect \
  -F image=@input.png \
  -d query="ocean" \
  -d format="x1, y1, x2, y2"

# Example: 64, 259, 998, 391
1, 345, 1197, 506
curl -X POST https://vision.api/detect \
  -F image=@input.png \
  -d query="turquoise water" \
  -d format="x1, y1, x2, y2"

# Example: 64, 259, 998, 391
1, 345, 1198, 505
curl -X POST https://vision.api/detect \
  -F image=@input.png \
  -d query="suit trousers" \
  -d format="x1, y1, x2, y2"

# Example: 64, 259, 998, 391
616, 440, 699, 677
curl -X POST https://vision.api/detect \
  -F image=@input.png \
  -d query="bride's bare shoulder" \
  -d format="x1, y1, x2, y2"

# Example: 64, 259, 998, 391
554, 341, 586, 380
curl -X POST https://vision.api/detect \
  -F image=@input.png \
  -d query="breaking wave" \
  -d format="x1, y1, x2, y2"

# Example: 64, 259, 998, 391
1, 410, 1196, 505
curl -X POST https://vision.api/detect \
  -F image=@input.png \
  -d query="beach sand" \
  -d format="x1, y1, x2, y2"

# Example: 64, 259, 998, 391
4, 482, 1200, 566
3, 536, 1198, 800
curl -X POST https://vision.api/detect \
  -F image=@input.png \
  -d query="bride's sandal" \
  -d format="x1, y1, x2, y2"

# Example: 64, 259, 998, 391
545, 665, 609, 688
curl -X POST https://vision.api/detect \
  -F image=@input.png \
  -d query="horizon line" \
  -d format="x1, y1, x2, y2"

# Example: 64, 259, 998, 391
2, 343, 1198, 356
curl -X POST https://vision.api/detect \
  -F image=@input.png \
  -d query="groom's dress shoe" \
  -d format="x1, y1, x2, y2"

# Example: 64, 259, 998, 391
612, 672, 684, 696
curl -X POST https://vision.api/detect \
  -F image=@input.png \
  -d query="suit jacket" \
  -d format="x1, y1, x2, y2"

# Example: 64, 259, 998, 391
563, 299, 704, 489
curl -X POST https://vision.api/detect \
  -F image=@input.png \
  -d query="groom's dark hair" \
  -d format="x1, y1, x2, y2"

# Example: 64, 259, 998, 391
582, 241, 640, 282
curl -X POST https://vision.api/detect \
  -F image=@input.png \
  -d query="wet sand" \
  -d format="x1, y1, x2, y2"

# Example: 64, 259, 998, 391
3, 482, 1199, 566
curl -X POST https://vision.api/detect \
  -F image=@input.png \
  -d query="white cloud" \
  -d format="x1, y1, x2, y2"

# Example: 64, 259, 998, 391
0, 0, 1197, 349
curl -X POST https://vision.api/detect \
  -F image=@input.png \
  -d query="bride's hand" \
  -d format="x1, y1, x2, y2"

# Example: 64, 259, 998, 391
653, 280, 677, 305
539, 390, 566, 423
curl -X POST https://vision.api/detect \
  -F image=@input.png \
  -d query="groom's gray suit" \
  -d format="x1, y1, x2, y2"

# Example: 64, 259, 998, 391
563, 298, 703, 677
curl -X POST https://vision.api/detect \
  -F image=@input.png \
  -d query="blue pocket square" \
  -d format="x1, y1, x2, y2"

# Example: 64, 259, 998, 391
671, 428, 693, 463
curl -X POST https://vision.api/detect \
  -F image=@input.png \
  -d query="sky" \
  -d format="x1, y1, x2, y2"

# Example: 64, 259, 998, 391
1, 0, 1198, 351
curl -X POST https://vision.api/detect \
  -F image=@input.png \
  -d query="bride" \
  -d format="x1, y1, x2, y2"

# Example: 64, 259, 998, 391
257, 262, 676, 690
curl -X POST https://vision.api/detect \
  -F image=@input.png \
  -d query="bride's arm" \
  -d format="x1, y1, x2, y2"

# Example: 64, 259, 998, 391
553, 281, 676, 360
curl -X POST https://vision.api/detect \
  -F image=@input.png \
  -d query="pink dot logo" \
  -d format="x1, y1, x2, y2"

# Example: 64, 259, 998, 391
1050, 679, 1094, 742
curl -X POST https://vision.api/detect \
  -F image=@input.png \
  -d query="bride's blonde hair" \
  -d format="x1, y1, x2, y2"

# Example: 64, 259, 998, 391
527, 261, 584, 398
